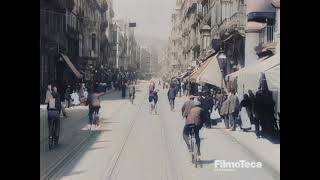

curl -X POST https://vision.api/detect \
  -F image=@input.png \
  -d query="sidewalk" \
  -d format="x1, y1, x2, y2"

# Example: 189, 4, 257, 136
216, 122, 280, 175
179, 95, 280, 176
40, 89, 116, 179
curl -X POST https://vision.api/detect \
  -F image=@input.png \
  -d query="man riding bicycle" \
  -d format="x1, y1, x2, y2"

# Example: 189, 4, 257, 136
47, 86, 61, 146
149, 89, 159, 113
182, 99, 206, 156
87, 87, 105, 129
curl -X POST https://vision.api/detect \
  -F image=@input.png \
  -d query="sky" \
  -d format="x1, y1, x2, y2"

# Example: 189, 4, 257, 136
113, 0, 176, 48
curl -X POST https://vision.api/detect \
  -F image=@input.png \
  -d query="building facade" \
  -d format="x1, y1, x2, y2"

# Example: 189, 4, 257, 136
40, 0, 114, 101
167, 0, 246, 77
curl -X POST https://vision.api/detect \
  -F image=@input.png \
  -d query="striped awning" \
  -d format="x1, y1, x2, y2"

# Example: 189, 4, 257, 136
60, 53, 83, 79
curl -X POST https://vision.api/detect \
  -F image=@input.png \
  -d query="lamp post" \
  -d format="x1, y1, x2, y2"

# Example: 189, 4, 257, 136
187, 66, 192, 96
217, 51, 227, 91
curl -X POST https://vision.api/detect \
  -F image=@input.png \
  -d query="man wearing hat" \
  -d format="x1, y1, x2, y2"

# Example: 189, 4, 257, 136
182, 99, 206, 156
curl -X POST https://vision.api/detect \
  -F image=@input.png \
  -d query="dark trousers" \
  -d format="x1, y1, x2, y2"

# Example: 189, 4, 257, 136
223, 115, 230, 129
48, 110, 60, 142
183, 124, 201, 152
254, 117, 261, 137
88, 106, 100, 124
229, 112, 237, 131
204, 111, 211, 128
169, 98, 175, 108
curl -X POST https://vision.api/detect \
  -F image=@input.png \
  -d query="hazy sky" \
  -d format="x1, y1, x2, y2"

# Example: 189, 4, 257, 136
113, 0, 176, 45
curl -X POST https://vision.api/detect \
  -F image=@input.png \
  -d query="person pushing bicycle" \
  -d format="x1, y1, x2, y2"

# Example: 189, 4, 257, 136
182, 99, 206, 156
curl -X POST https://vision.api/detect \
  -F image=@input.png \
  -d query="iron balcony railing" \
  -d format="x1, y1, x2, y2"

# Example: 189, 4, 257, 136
219, 5, 246, 34
259, 25, 276, 44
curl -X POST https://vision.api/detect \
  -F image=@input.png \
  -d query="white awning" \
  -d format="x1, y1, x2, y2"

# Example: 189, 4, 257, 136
60, 53, 83, 79
227, 54, 280, 111
197, 54, 225, 88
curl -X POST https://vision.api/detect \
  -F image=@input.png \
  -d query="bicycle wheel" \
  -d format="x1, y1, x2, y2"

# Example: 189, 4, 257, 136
194, 145, 198, 168
54, 121, 60, 146
190, 136, 194, 163
48, 121, 55, 150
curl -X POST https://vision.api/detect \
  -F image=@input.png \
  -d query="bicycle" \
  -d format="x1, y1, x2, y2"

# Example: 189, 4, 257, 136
48, 114, 60, 150
89, 108, 100, 131
189, 125, 199, 168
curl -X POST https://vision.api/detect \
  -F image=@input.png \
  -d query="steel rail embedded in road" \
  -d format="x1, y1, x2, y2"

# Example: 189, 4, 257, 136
102, 87, 146, 180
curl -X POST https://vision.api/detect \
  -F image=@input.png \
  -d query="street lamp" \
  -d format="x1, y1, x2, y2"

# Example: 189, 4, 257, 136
217, 51, 227, 90
187, 66, 192, 96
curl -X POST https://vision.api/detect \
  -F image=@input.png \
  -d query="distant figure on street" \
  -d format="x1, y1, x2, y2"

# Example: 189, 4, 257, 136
197, 85, 202, 96
64, 85, 72, 108
167, 85, 177, 110
248, 90, 259, 137
71, 90, 80, 106
121, 81, 127, 98
128, 82, 136, 103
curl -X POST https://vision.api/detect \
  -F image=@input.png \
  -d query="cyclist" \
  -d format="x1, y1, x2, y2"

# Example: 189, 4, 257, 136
182, 99, 205, 156
128, 82, 136, 103
88, 87, 105, 129
167, 84, 177, 110
181, 95, 195, 119
47, 86, 61, 146
151, 89, 159, 114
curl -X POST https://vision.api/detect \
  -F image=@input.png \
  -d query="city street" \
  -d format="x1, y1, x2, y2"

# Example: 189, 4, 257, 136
45, 81, 279, 180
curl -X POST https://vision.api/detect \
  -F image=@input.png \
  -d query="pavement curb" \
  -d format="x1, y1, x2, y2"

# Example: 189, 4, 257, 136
219, 127, 280, 180
40, 89, 117, 180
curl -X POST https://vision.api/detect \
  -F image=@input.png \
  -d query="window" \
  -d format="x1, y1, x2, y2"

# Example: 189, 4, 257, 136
92, 33, 96, 51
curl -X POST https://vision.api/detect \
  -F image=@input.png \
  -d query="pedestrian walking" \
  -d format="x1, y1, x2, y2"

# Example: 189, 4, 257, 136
220, 95, 229, 129
167, 85, 177, 110
64, 85, 72, 108
255, 79, 278, 138
227, 89, 240, 131
121, 81, 127, 98
45, 85, 53, 104
248, 90, 260, 137
186, 81, 190, 97
240, 94, 252, 131
71, 90, 80, 106
197, 84, 202, 96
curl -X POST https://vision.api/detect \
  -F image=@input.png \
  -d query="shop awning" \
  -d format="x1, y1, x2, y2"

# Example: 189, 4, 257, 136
227, 54, 280, 109
197, 54, 224, 87
177, 71, 188, 79
189, 59, 212, 83
60, 53, 83, 79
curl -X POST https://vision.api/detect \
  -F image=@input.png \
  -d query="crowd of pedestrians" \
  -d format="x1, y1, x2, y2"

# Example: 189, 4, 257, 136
180, 79, 279, 140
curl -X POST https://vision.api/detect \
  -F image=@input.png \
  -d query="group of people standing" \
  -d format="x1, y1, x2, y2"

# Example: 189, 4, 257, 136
218, 86, 279, 138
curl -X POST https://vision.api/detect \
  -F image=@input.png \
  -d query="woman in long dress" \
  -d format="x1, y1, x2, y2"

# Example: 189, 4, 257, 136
240, 94, 252, 131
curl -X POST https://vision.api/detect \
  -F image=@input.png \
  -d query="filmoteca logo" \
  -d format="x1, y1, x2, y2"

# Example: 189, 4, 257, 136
214, 160, 263, 171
